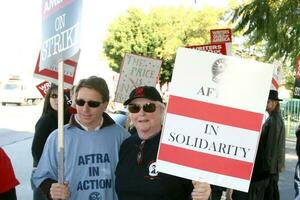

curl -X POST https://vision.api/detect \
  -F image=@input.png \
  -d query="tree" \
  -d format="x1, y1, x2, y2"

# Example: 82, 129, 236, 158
230, 0, 300, 90
103, 6, 226, 84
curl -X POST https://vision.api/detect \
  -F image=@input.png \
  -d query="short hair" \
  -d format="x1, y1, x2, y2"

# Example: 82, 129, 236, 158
75, 76, 109, 102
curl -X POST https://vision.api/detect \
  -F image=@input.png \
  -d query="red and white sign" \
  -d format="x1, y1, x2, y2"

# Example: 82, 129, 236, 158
270, 61, 283, 90
114, 53, 162, 103
210, 28, 232, 43
187, 43, 231, 56
40, 0, 82, 69
296, 57, 300, 79
156, 48, 274, 192
36, 81, 51, 97
33, 50, 80, 89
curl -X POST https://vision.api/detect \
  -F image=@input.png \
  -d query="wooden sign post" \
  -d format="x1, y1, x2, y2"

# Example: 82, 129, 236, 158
40, 0, 82, 183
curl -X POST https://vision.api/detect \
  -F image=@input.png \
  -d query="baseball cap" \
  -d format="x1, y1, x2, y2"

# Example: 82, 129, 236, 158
124, 86, 163, 105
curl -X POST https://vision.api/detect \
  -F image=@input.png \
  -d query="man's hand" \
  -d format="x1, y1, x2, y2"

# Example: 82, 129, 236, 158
50, 182, 70, 200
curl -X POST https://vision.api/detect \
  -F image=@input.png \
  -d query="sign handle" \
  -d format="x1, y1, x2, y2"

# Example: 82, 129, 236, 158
58, 61, 64, 183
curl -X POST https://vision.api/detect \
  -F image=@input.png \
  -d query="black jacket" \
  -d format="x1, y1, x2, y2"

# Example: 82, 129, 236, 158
115, 133, 193, 200
251, 110, 285, 181
31, 110, 70, 167
31, 111, 58, 167
296, 128, 300, 160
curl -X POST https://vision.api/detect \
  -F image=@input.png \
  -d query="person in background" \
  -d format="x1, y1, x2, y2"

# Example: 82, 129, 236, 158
32, 76, 130, 200
31, 84, 70, 200
294, 125, 300, 198
0, 147, 19, 200
115, 86, 211, 200
232, 90, 285, 200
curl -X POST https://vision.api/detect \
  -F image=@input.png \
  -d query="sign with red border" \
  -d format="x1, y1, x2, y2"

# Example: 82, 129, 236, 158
156, 47, 274, 192
33, 50, 80, 88
36, 81, 51, 97
210, 29, 232, 43
187, 43, 228, 55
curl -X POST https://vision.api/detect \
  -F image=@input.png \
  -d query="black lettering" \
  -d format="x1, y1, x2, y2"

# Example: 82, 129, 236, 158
168, 132, 176, 142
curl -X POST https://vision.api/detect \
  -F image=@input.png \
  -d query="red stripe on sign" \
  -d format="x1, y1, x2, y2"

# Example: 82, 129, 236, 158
158, 143, 253, 180
167, 95, 263, 132
64, 59, 78, 67
42, 0, 74, 20
272, 78, 279, 90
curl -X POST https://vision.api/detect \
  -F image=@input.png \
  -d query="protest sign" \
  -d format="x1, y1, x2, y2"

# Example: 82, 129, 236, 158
40, 0, 82, 69
187, 43, 229, 55
293, 57, 300, 98
270, 61, 283, 91
156, 47, 274, 192
34, 50, 80, 88
296, 57, 300, 79
114, 53, 162, 103
36, 81, 51, 97
210, 28, 232, 43
40, 0, 82, 184
293, 79, 300, 99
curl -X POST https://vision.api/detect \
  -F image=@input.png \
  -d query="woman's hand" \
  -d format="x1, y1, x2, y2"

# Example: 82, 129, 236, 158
50, 182, 70, 200
226, 188, 233, 200
191, 181, 211, 200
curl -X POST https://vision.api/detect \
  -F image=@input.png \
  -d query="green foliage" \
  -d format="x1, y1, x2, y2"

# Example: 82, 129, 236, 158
103, 6, 225, 84
230, 0, 300, 90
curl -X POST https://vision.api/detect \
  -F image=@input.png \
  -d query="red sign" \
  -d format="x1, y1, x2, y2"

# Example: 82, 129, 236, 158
36, 81, 51, 97
33, 50, 80, 89
296, 56, 300, 79
187, 43, 228, 55
210, 28, 232, 43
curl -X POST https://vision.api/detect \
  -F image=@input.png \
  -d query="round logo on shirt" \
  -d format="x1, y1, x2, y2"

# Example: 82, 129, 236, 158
148, 162, 158, 177
89, 191, 102, 200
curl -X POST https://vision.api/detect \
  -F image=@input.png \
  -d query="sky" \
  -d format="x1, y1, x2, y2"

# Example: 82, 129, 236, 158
0, 0, 230, 84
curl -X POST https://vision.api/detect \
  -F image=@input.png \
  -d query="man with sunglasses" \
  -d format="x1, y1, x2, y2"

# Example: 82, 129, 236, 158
115, 86, 211, 200
32, 76, 130, 200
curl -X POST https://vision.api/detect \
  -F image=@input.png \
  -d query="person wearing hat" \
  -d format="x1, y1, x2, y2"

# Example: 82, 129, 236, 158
232, 90, 285, 200
263, 90, 285, 200
115, 86, 211, 200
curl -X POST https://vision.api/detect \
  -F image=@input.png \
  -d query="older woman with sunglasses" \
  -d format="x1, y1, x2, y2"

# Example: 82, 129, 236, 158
32, 76, 130, 200
115, 86, 211, 200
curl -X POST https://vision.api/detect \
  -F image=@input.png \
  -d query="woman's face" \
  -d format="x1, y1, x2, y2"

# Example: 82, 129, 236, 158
128, 98, 163, 139
49, 90, 58, 111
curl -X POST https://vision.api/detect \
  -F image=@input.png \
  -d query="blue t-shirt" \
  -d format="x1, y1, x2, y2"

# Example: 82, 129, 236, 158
33, 122, 129, 200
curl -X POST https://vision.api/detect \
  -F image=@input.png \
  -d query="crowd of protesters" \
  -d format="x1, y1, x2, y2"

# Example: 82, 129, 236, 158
1, 75, 290, 200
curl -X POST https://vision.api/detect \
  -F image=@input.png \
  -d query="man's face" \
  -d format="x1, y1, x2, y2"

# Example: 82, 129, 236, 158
76, 87, 108, 129
266, 99, 277, 113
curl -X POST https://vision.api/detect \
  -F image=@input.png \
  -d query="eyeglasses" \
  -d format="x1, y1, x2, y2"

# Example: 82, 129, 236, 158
128, 103, 156, 113
50, 94, 58, 99
75, 99, 102, 108
137, 140, 145, 165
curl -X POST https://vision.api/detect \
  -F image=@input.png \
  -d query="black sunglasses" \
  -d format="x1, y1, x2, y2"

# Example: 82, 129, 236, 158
50, 94, 58, 99
137, 140, 145, 165
128, 103, 156, 113
75, 99, 102, 108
